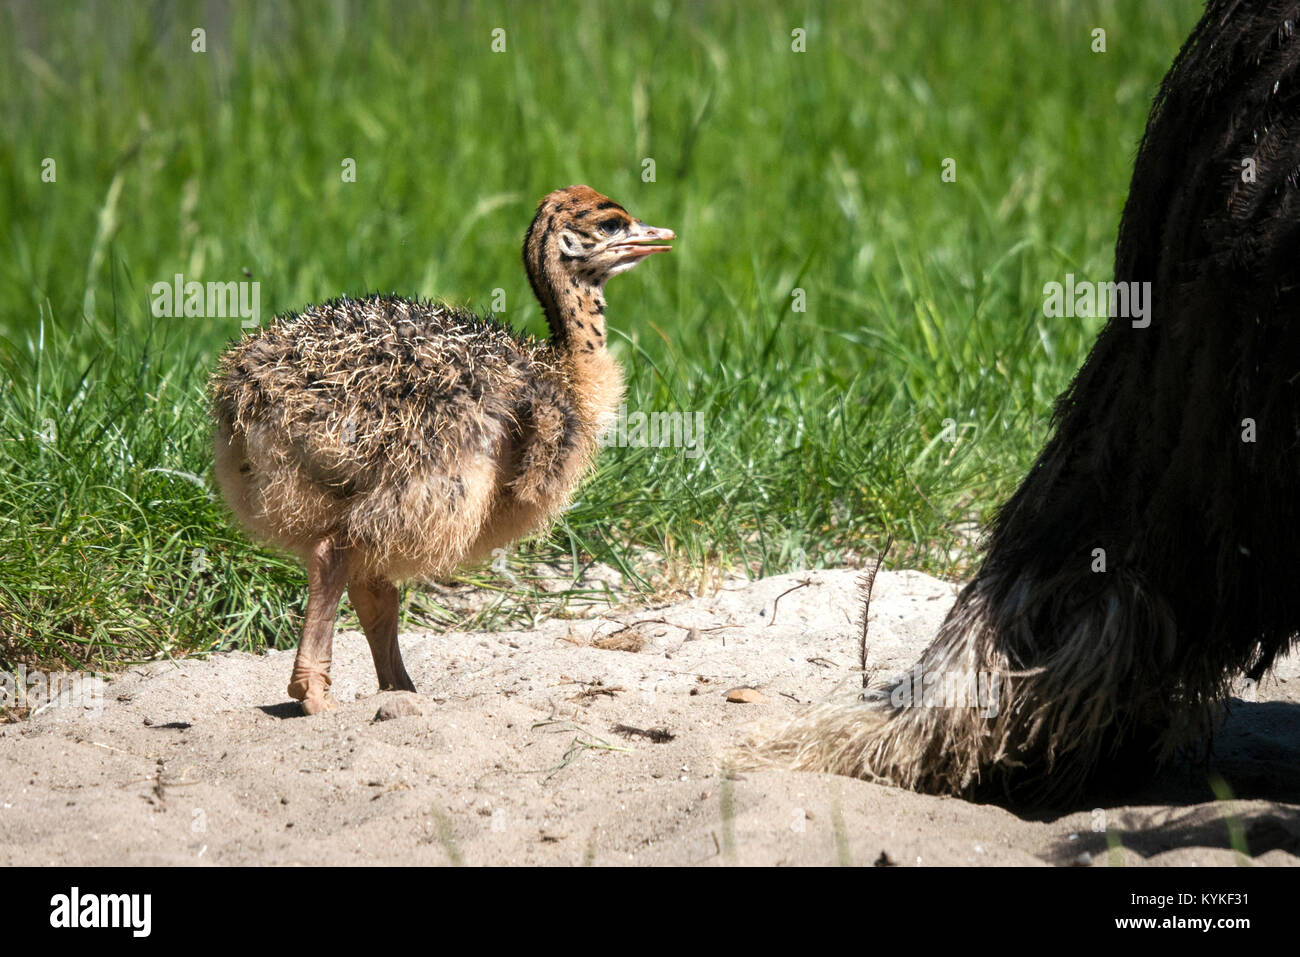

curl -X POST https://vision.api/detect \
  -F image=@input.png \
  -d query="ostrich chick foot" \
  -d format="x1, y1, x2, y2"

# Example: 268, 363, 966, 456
288, 658, 336, 715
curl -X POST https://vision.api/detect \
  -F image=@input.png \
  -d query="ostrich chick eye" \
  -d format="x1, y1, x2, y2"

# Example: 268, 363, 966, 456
598, 218, 624, 236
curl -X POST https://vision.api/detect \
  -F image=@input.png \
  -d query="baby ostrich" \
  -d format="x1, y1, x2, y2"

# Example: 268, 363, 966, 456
210, 186, 673, 714
743, 0, 1300, 803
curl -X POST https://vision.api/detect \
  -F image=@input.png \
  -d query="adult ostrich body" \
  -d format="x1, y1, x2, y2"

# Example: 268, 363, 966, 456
748, 0, 1300, 802
211, 186, 673, 714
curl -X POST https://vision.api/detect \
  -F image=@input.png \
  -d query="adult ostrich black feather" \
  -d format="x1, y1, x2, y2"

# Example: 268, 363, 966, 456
742, 0, 1300, 804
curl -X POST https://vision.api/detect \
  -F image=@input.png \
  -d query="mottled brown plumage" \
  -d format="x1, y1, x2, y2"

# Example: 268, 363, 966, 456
211, 186, 673, 713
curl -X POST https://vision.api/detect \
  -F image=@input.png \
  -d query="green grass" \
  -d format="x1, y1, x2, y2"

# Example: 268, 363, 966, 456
0, 0, 1202, 669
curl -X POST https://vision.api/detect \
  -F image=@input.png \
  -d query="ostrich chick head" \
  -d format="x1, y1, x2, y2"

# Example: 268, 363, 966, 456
525, 185, 674, 297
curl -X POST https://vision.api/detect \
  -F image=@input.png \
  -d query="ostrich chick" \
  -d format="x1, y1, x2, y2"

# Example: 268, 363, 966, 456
210, 186, 674, 714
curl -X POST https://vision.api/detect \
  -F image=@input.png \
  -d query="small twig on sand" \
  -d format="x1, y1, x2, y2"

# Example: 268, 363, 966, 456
567, 682, 625, 703
611, 723, 675, 743
589, 616, 740, 652
769, 578, 814, 626
858, 537, 893, 691
531, 720, 634, 780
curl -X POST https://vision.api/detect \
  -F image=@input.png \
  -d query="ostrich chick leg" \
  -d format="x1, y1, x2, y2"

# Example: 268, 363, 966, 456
349, 577, 415, 692
288, 538, 350, 715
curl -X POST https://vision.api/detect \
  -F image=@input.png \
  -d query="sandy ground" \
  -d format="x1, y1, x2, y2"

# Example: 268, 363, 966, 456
2, 568, 1298, 866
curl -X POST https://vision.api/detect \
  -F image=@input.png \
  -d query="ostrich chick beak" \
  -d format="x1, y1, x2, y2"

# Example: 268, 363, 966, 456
612, 222, 676, 261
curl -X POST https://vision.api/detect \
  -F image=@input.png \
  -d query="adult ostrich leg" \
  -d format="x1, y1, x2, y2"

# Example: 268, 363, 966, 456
746, 0, 1300, 803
